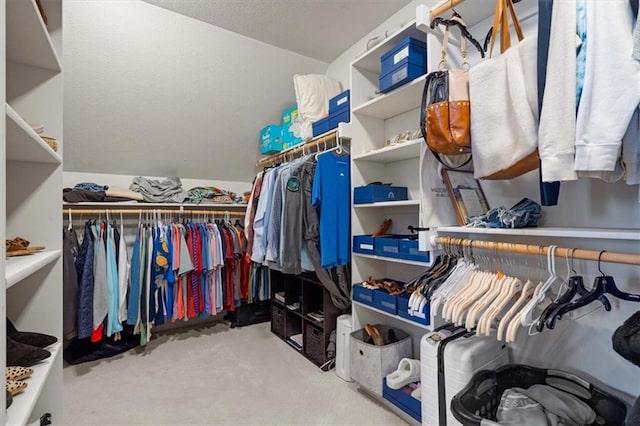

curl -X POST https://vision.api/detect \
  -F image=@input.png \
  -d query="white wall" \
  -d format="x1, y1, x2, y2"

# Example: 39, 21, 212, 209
63, 0, 328, 183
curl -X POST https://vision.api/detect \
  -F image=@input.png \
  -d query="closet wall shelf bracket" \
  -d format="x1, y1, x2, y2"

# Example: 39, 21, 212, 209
6, 250, 62, 289
435, 226, 640, 241
5, 343, 62, 426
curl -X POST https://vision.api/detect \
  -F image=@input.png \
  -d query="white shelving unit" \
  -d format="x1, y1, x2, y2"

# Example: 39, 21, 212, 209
436, 226, 640, 241
2, 0, 64, 422
5, 251, 62, 289
352, 74, 427, 119
353, 301, 431, 331
352, 138, 423, 163
353, 252, 432, 267
354, 200, 420, 208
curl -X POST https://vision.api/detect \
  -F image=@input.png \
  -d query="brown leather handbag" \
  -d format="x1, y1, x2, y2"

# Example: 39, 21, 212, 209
421, 21, 471, 168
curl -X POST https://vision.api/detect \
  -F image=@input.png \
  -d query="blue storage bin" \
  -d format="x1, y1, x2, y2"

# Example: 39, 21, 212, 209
379, 62, 426, 93
312, 116, 331, 137
353, 284, 375, 306
398, 239, 430, 263
353, 185, 408, 204
397, 294, 430, 325
282, 105, 303, 150
383, 378, 422, 422
329, 106, 350, 129
353, 235, 375, 255
380, 37, 426, 77
373, 288, 397, 315
260, 124, 282, 155
329, 90, 350, 114
374, 235, 404, 257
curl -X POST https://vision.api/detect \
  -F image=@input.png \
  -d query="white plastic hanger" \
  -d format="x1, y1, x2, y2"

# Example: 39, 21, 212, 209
67, 208, 73, 231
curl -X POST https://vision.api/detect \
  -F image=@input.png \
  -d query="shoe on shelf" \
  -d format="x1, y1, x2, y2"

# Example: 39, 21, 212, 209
5, 238, 29, 253
365, 324, 385, 346
6, 337, 51, 367
7, 318, 57, 348
6, 366, 33, 381
6, 390, 12, 408
5, 380, 27, 397
371, 218, 392, 237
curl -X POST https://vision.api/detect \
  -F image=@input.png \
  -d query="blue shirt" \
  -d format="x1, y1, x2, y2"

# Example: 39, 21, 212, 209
312, 151, 351, 268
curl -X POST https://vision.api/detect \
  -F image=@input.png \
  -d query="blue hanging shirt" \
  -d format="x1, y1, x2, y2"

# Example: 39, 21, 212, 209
312, 151, 351, 269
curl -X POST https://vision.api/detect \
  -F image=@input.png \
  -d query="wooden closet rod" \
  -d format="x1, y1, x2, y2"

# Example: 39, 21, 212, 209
64, 209, 245, 217
435, 236, 640, 266
256, 131, 341, 167
430, 0, 466, 19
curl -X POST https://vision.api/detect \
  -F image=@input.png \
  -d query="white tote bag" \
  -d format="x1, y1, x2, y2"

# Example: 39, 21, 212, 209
469, 0, 539, 180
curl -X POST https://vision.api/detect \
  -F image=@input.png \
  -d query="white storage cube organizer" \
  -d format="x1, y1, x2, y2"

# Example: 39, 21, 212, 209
421, 327, 510, 426
350, 325, 412, 396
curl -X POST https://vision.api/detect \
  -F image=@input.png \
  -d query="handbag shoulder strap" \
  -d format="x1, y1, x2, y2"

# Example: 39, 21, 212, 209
489, 0, 525, 57
440, 18, 469, 70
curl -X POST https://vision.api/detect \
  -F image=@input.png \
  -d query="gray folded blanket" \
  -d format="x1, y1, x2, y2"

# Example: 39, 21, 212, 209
129, 176, 190, 203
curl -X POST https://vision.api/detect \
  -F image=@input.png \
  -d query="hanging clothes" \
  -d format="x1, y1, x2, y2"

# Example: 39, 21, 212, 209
63, 228, 80, 340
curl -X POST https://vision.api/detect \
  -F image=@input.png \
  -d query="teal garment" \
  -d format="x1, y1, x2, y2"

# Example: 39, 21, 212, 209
106, 224, 122, 336
576, 0, 587, 106
127, 226, 142, 325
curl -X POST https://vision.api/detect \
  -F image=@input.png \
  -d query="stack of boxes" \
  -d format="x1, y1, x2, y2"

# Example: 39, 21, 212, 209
259, 105, 304, 155
312, 90, 351, 137
379, 36, 427, 93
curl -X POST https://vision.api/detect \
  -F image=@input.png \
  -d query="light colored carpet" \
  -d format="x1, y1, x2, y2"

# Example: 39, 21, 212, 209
63, 321, 406, 425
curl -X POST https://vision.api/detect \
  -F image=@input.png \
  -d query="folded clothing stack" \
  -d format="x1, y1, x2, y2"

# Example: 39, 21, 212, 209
187, 186, 244, 204
129, 176, 190, 203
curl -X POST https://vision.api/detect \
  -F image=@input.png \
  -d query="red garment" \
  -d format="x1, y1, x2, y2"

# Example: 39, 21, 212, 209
222, 228, 236, 311
90, 323, 104, 343
194, 226, 204, 314
186, 228, 196, 319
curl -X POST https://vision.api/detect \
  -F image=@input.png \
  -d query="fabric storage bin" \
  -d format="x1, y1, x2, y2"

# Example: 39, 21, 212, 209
353, 235, 375, 254
304, 322, 325, 365
312, 116, 331, 137
282, 105, 303, 149
329, 89, 350, 114
397, 293, 429, 325
374, 235, 405, 257
398, 239, 430, 263
383, 378, 421, 422
260, 124, 282, 155
350, 325, 412, 396
352, 284, 375, 306
271, 303, 285, 338
380, 37, 426, 77
379, 62, 426, 93
353, 185, 408, 204
373, 289, 397, 315
329, 106, 350, 129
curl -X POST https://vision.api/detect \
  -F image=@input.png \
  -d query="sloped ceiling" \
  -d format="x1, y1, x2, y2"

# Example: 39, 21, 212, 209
142, 0, 413, 63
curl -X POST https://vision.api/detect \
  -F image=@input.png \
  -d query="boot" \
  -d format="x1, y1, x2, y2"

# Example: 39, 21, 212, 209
7, 318, 57, 348
6, 337, 50, 367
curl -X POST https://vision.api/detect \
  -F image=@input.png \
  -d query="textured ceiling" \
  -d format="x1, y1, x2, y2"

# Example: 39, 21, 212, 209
141, 0, 413, 62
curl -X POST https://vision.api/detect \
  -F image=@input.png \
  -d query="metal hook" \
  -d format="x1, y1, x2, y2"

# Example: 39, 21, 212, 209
597, 250, 607, 276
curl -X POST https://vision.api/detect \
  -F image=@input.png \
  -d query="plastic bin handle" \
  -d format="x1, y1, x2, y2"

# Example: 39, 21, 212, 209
547, 369, 590, 389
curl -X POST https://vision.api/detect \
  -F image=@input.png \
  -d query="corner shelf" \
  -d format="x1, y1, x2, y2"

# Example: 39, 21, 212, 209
6, 250, 62, 289
352, 138, 423, 163
353, 301, 431, 331
6, 0, 62, 72
436, 226, 640, 241
353, 252, 432, 267
352, 19, 424, 74
5, 343, 62, 426
6, 105, 62, 164
352, 74, 427, 119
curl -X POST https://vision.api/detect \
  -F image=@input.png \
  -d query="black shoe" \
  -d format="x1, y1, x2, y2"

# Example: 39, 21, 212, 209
6, 337, 50, 367
7, 318, 57, 348
6, 390, 12, 408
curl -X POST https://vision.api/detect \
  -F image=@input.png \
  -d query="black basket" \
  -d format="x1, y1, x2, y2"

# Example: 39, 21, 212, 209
304, 322, 325, 365
270, 304, 285, 338
450, 364, 627, 426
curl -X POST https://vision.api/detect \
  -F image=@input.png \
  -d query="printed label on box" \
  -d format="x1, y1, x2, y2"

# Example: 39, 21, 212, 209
360, 244, 374, 250
394, 46, 409, 64
381, 301, 395, 309
383, 247, 399, 253
360, 294, 372, 302
337, 97, 348, 106
391, 68, 409, 85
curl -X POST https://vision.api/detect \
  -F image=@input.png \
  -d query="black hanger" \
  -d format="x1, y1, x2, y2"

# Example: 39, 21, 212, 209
482, 0, 526, 53
431, 11, 486, 58
546, 251, 638, 329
